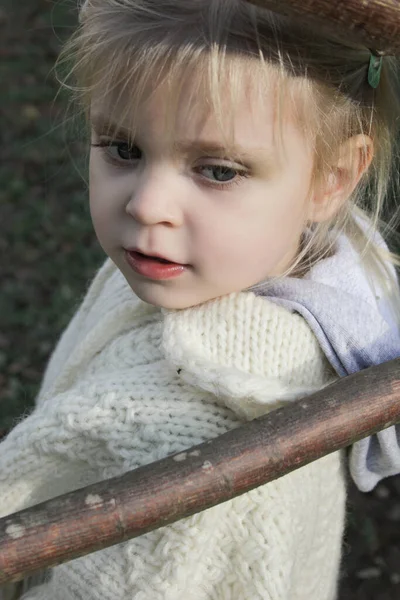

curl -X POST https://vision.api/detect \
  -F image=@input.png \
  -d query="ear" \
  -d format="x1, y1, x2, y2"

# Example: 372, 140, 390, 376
308, 134, 374, 223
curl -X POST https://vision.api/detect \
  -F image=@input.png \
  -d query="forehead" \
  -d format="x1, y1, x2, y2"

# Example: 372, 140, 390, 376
91, 63, 312, 159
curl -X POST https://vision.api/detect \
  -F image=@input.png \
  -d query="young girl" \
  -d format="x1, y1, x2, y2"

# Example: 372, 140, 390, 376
1, 0, 400, 598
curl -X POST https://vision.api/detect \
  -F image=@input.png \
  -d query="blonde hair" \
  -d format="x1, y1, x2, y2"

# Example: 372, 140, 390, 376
58, 0, 400, 304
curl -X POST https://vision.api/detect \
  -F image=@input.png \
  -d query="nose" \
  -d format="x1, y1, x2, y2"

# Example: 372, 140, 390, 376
125, 166, 184, 227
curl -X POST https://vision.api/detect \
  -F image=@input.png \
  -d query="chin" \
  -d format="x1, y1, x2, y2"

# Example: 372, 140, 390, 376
127, 284, 198, 310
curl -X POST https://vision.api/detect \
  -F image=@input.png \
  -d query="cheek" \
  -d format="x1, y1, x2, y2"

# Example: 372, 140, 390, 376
89, 157, 104, 216
191, 208, 267, 272
89, 160, 117, 245
89, 156, 129, 232
89, 181, 107, 235
193, 183, 307, 276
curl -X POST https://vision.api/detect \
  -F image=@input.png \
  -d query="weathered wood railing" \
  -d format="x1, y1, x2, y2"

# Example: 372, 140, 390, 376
1, 0, 400, 589
1, 358, 400, 584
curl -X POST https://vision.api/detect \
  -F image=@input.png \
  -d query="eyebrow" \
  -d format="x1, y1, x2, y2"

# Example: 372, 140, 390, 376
173, 140, 257, 160
91, 114, 277, 164
91, 115, 132, 138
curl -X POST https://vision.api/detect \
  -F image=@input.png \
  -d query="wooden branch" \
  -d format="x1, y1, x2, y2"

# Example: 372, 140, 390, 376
243, 0, 400, 55
1, 358, 400, 585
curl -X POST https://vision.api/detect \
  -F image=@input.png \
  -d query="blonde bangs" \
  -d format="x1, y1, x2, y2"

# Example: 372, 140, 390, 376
59, 16, 306, 162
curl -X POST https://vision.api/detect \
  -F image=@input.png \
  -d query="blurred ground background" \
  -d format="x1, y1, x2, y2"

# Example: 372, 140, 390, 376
1, 1, 400, 598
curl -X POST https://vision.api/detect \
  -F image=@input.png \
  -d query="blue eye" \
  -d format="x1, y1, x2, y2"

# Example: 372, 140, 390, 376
91, 140, 142, 164
199, 165, 238, 182
113, 143, 142, 161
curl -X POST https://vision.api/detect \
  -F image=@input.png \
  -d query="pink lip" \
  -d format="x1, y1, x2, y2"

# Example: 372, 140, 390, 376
124, 250, 187, 280
128, 248, 176, 262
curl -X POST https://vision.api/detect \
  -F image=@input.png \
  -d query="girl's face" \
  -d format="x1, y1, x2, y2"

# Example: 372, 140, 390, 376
89, 74, 316, 309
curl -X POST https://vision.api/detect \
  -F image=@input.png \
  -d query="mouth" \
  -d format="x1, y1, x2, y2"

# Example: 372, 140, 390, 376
130, 250, 180, 264
124, 249, 188, 280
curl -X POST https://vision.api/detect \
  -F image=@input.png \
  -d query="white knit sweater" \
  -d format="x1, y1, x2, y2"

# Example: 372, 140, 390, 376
0, 260, 346, 600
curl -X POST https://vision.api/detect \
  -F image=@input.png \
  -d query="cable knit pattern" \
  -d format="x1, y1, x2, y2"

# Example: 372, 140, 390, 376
0, 260, 345, 600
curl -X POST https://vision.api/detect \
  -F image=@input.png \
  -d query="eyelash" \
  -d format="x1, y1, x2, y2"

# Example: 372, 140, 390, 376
91, 141, 141, 167
90, 140, 250, 190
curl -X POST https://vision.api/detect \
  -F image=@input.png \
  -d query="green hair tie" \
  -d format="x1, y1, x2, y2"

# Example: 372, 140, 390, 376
368, 51, 383, 89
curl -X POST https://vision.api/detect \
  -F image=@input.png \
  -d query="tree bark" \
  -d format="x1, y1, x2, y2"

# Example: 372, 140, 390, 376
244, 0, 400, 55
1, 358, 400, 585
